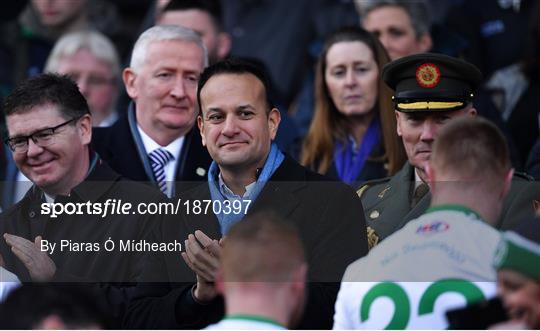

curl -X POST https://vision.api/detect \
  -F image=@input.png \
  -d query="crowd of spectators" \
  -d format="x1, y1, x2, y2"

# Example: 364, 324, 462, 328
0, 0, 539, 329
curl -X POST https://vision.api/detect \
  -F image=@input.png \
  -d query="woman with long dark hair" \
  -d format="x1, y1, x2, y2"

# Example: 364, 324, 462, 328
301, 26, 406, 185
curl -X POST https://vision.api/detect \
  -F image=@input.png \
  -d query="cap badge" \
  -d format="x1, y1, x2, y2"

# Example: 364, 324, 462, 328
416, 63, 440, 88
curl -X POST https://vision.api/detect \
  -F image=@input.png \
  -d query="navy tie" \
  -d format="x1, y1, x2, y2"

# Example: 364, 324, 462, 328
149, 148, 174, 195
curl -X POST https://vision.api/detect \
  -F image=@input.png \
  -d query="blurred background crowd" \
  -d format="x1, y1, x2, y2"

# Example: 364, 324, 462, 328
0, 0, 539, 180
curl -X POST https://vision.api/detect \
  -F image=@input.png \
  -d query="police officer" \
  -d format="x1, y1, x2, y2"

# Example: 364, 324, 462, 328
358, 53, 539, 245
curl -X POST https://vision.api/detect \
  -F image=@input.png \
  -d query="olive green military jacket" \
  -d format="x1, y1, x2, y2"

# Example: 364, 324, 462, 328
358, 162, 540, 245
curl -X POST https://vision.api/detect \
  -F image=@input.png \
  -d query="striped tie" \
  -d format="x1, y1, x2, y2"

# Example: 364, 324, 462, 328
149, 148, 174, 195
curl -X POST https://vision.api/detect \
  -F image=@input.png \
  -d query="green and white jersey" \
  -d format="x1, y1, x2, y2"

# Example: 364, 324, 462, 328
205, 315, 286, 330
333, 205, 501, 329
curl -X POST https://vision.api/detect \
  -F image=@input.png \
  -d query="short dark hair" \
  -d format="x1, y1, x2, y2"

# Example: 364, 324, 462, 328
0, 284, 112, 329
163, 0, 223, 30
357, 0, 432, 39
432, 116, 511, 181
222, 210, 306, 282
197, 58, 274, 113
3, 73, 90, 120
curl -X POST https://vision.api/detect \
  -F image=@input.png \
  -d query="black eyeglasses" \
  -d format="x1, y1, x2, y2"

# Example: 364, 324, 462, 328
5, 116, 81, 153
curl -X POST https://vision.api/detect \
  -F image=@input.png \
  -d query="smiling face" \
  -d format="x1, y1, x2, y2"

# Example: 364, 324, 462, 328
324, 41, 379, 117
198, 73, 280, 172
124, 39, 205, 143
498, 269, 540, 329
396, 108, 476, 179
6, 104, 91, 195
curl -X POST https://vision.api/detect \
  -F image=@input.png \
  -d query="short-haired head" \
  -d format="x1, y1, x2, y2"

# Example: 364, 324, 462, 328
493, 216, 540, 281
356, 0, 432, 39
130, 25, 208, 72
197, 58, 274, 114
3, 73, 90, 120
431, 117, 511, 183
161, 0, 224, 31
221, 211, 306, 282
45, 30, 121, 78
0, 284, 111, 329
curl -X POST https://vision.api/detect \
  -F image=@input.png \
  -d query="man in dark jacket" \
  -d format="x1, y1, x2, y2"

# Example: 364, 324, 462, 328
92, 25, 212, 197
0, 73, 165, 323
125, 59, 369, 329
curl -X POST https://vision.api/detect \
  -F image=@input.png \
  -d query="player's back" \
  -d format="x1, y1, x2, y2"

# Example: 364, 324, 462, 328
334, 206, 501, 329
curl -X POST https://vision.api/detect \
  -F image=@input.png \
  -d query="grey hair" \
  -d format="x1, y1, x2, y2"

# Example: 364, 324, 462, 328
129, 25, 208, 72
355, 0, 432, 39
45, 30, 121, 77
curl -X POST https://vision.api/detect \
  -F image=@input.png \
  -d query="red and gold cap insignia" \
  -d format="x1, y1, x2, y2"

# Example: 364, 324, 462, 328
416, 63, 441, 88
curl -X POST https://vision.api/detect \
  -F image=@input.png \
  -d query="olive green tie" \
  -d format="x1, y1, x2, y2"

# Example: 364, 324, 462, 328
411, 182, 429, 208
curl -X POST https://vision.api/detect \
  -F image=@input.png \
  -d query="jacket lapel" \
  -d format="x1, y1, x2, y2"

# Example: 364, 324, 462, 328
399, 191, 431, 229
173, 127, 212, 193
249, 156, 304, 219
369, 163, 416, 239
93, 115, 149, 182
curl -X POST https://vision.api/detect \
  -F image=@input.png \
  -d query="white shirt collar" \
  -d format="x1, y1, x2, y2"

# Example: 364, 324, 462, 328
96, 111, 119, 127
136, 124, 184, 158
218, 172, 256, 198
414, 168, 425, 191
44, 192, 55, 203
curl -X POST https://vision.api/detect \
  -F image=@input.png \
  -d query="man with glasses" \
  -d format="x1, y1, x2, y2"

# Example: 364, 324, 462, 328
2, 30, 122, 210
0, 73, 165, 325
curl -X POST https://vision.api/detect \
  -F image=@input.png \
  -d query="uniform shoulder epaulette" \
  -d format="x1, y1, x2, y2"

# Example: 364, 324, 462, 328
366, 226, 380, 250
513, 171, 534, 181
356, 176, 392, 199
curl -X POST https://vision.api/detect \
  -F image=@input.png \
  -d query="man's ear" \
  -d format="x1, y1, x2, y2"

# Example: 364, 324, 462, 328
79, 114, 92, 145
197, 115, 206, 147
425, 163, 436, 191
395, 111, 403, 137
215, 268, 225, 295
289, 263, 307, 294
467, 106, 477, 117
268, 108, 281, 140
217, 32, 232, 60
418, 33, 433, 53
297, 263, 308, 283
501, 168, 514, 200
123, 68, 138, 99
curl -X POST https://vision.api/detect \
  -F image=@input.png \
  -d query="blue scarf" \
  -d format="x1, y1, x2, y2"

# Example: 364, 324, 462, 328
334, 118, 380, 184
208, 143, 284, 234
